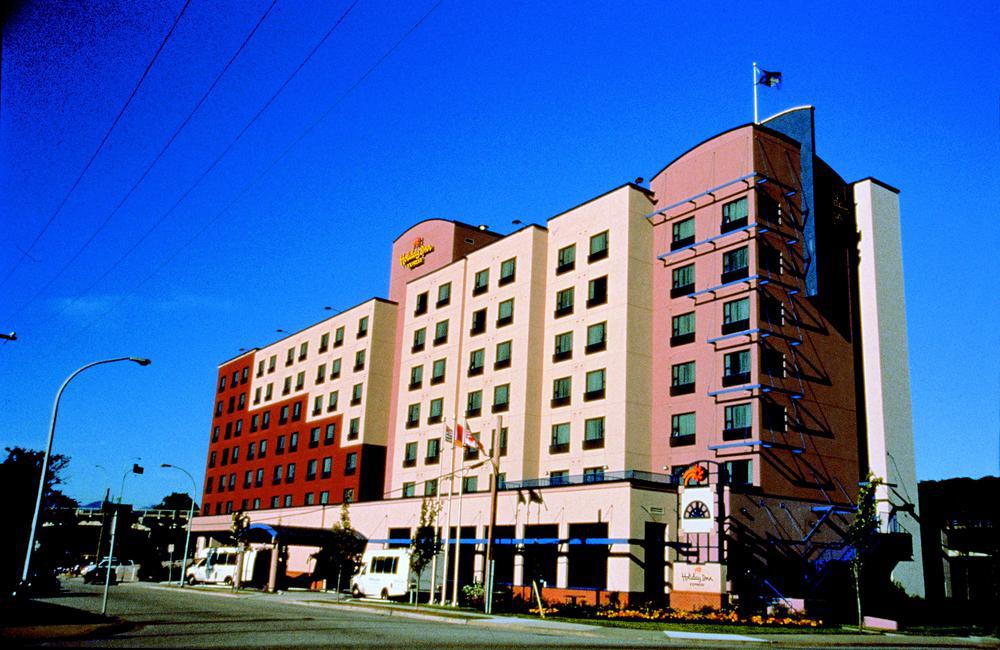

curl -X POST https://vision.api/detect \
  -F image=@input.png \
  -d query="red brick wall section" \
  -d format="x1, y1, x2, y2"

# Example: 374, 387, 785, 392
668, 590, 725, 611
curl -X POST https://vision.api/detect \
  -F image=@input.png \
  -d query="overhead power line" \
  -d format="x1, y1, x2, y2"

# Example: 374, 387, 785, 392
10, 0, 278, 326
0, 0, 193, 290
63, 0, 444, 344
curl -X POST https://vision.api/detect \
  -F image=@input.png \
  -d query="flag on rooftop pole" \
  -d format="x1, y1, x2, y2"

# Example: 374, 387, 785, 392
752, 62, 782, 124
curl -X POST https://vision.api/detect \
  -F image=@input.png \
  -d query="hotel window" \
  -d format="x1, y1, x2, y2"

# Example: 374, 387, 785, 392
217, 476, 225, 492
464, 433, 481, 461
424, 479, 438, 497
551, 376, 571, 407
331, 358, 342, 379
583, 416, 605, 449
414, 291, 428, 316
209, 452, 217, 468
292, 400, 301, 420
587, 275, 608, 307
760, 243, 782, 276
470, 308, 487, 335
433, 320, 449, 346
212, 426, 219, 442
256, 360, 265, 377
354, 349, 366, 371
325, 423, 336, 445
723, 297, 750, 334
721, 196, 749, 232
671, 263, 695, 298
555, 287, 574, 317
553, 331, 573, 362
255, 468, 264, 487
229, 473, 236, 490
289, 432, 298, 452
299, 341, 308, 361
252, 498, 261, 510
321, 457, 332, 479
402, 482, 416, 498
550, 470, 569, 486
721, 459, 753, 486
723, 349, 751, 386
272, 465, 283, 485
265, 383, 273, 401
763, 347, 785, 377
234, 420, 243, 436
244, 470, 252, 489
670, 361, 696, 395
468, 348, 485, 376
286, 462, 296, 483
671, 312, 695, 346
724, 403, 752, 440
550, 423, 570, 453
348, 417, 360, 440
218, 376, 226, 392
431, 358, 446, 384
409, 364, 423, 389
499, 257, 516, 285
498, 427, 508, 456
437, 282, 451, 308
428, 398, 443, 424
286, 348, 294, 366
334, 326, 345, 347
227, 396, 235, 413
556, 243, 576, 274
259, 440, 267, 457
304, 492, 315, 505
583, 466, 604, 483
345, 452, 357, 475
250, 415, 259, 433
406, 403, 420, 428
295, 371, 305, 390
309, 427, 320, 448
261, 411, 271, 429
586, 321, 607, 353
247, 441, 256, 460
761, 294, 784, 326
215, 400, 223, 417
241, 367, 248, 383
495, 340, 512, 369
282, 377, 291, 396
350, 383, 363, 405
763, 402, 787, 433
253, 388, 262, 405
327, 390, 339, 411
466, 389, 482, 417
588, 230, 609, 262
403, 442, 418, 467
312, 395, 323, 416
316, 363, 326, 385
670, 412, 696, 447
357, 315, 369, 338
284, 495, 293, 507
269, 496, 279, 509
584, 369, 606, 401
496, 298, 514, 327
276, 434, 286, 454
462, 475, 478, 493
224, 422, 232, 439
473, 268, 490, 295
426, 438, 440, 464
320, 491, 329, 505
268, 355, 276, 373
319, 332, 330, 353
722, 246, 750, 283
671, 217, 695, 250
493, 384, 510, 412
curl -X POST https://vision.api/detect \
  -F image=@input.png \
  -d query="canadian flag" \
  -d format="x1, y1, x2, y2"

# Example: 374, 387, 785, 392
446, 418, 484, 452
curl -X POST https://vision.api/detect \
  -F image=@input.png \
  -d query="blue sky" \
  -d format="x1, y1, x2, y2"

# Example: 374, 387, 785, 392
1, 0, 997, 507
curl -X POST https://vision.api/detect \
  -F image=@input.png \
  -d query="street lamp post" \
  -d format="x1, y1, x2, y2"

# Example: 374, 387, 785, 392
161, 464, 197, 587
17, 356, 150, 596
102, 462, 144, 615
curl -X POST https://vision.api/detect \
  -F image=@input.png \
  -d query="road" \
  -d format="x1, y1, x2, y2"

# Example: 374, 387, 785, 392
18, 580, 998, 649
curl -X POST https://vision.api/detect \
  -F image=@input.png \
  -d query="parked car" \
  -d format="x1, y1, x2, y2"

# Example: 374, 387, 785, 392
83, 566, 117, 585
80, 557, 138, 582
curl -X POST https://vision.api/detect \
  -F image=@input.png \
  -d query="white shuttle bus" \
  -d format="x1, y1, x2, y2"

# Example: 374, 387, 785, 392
186, 547, 259, 585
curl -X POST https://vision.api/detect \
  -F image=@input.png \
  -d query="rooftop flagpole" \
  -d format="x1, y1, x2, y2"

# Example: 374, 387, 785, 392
753, 61, 759, 124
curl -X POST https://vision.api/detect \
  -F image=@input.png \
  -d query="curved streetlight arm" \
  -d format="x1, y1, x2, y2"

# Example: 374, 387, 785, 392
161, 464, 197, 587
18, 356, 150, 590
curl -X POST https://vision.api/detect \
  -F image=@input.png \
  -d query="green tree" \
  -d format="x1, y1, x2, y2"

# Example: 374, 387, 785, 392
846, 473, 883, 631
409, 497, 439, 604
2, 447, 77, 592
311, 504, 366, 592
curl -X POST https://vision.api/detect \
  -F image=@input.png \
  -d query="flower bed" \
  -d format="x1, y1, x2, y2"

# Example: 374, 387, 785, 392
529, 603, 823, 628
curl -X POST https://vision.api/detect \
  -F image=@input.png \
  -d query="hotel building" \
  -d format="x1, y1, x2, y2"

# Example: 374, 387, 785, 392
194, 107, 923, 608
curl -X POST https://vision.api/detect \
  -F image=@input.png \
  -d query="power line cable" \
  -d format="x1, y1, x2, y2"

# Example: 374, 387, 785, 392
12, 0, 278, 327
64, 0, 444, 344
0, 0, 193, 290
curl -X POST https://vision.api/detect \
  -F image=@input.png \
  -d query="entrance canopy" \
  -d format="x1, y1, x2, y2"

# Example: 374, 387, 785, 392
239, 523, 365, 547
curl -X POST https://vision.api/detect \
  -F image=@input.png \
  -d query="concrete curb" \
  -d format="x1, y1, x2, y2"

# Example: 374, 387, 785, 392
1, 620, 133, 643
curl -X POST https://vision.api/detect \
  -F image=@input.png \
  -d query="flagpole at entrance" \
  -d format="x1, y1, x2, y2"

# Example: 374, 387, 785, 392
451, 448, 466, 606
439, 418, 458, 605
753, 61, 759, 124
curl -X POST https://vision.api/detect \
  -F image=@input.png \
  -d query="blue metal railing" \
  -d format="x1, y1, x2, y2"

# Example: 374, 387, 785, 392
503, 469, 678, 491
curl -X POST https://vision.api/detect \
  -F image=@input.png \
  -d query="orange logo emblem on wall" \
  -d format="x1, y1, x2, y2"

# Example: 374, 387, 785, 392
681, 464, 707, 486
399, 237, 435, 269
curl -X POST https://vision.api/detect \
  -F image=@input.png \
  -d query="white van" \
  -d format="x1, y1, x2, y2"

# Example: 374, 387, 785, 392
350, 548, 446, 600
187, 547, 258, 585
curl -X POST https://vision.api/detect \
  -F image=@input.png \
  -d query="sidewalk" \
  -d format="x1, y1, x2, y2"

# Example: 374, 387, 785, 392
0, 598, 132, 643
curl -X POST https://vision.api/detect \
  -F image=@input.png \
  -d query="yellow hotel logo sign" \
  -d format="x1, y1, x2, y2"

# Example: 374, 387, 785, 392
399, 237, 435, 269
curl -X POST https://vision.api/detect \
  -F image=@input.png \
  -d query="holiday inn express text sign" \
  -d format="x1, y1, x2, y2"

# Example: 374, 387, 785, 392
399, 237, 435, 269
